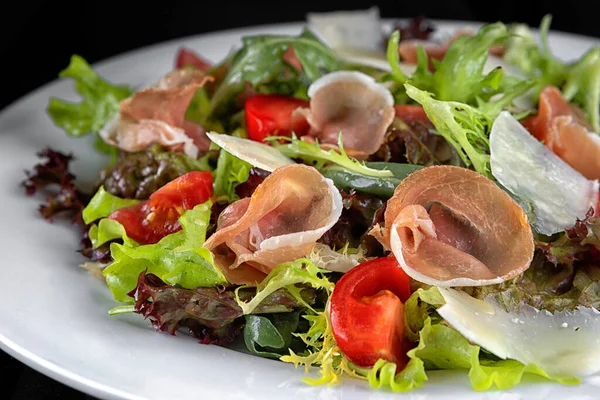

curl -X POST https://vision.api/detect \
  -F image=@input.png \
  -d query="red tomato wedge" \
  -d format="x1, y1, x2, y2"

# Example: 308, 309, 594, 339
109, 171, 213, 245
330, 256, 412, 368
175, 47, 212, 71
244, 94, 310, 142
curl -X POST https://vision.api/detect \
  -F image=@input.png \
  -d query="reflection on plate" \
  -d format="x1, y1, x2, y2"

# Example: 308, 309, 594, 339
1, 18, 600, 400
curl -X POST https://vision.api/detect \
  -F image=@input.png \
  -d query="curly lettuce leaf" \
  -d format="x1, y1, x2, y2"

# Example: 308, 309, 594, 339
82, 186, 141, 224
267, 133, 393, 178
210, 29, 340, 115
404, 84, 493, 176
235, 258, 334, 315
281, 308, 367, 386
103, 200, 227, 302
47, 55, 132, 153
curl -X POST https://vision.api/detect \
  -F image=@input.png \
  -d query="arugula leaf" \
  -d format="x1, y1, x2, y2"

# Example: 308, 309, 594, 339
430, 22, 508, 103
82, 186, 141, 224
103, 200, 227, 302
387, 30, 409, 86
209, 29, 340, 115
267, 134, 393, 178
47, 55, 132, 146
504, 15, 600, 132
403, 22, 509, 105
562, 47, 600, 132
212, 128, 252, 204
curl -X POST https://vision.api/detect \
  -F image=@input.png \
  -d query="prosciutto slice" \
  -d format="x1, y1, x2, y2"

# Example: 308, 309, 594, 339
521, 86, 600, 180
299, 71, 395, 157
370, 165, 534, 287
203, 164, 343, 284
100, 68, 212, 157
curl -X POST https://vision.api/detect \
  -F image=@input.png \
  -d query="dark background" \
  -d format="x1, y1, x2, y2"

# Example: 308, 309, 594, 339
1, 1, 598, 399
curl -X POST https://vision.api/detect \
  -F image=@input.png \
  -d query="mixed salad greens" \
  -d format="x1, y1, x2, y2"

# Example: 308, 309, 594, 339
23, 9, 600, 393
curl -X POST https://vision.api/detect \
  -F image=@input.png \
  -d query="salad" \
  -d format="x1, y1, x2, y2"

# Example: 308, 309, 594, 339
22, 9, 600, 394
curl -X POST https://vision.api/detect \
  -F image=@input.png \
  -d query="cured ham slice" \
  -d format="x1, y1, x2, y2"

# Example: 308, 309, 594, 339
100, 69, 212, 157
521, 86, 600, 180
203, 164, 343, 284
299, 71, 395, 157
370, 165, 534, 287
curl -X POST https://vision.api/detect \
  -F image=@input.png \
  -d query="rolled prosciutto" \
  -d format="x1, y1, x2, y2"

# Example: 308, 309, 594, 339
370, 165, 534, 287
299, 71, 395, 157
100, 68, 212, 157
203, 164, 343, 284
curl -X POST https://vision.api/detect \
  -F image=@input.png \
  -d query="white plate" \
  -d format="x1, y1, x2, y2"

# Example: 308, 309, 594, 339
1, 20, 600, 400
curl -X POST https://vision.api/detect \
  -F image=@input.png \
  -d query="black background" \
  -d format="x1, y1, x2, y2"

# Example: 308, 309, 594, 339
2, 1, 599, 398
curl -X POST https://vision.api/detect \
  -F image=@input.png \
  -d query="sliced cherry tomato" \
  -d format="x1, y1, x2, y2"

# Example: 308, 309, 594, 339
109, 171, 213, 244
330, 256, 412, 368
394, 104, 431, 126
244, 94, 310, 142
175, 47, 212, 71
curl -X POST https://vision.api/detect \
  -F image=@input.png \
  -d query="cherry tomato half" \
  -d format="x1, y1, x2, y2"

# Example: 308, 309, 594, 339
330, 256, 412, 368
109, 171, 213, 244
244, 94, 310, 142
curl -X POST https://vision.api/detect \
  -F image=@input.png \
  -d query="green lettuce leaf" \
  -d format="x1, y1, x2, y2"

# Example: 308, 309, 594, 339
212, 128, 252, 204
372, 287, 579, 392
103, 200, 227, 302
209, 28, 340, 115
47, 55, 132, 151
82, 186, 141, 224
88, 218, 138, 249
